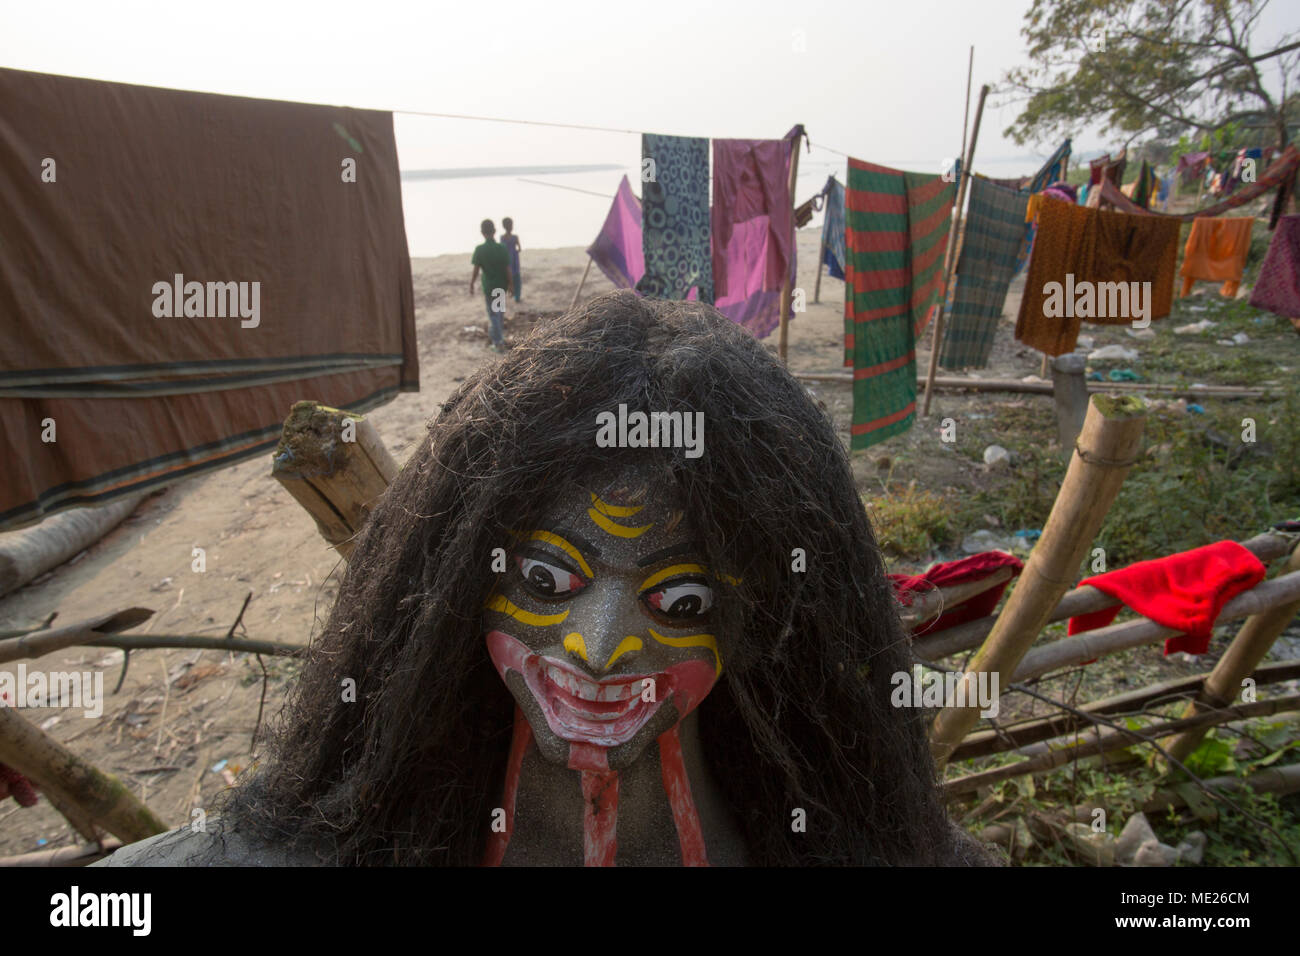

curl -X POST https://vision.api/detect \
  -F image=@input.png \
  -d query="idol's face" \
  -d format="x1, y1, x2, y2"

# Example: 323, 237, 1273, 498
483, 469, 725, 771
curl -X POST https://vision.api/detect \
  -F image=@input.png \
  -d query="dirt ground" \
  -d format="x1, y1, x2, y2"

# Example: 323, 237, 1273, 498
0, 225, 1292, 856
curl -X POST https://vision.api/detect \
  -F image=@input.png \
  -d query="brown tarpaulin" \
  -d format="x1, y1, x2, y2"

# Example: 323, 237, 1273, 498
0, 68, 417, 529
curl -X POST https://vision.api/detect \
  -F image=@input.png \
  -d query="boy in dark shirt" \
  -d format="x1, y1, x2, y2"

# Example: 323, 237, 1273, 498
501, 217, 522, 303
470, 219, 512, 351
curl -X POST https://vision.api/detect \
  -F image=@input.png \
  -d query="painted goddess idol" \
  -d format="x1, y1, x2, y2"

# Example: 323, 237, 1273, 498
100, 291, 991, 866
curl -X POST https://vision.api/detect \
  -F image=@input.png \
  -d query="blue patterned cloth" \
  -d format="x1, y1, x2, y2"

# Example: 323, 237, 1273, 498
636, 134, 714, 303
821, 175, 846, 279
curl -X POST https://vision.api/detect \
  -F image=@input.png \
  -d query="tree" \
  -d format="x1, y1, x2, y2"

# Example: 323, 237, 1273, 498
1003, 0, 1300, 150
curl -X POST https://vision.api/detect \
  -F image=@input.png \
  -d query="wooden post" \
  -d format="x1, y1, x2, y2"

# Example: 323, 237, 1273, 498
1050, 352, 1089, 461
569, 256, 594, 312
1164, 542, 1300, 763
923, 84, 988, 416
929, 395, 1147, 765
777, 129, 803, 364
270, 402, 399, 561
0, 705, 167, 844
813, 241, 825, 304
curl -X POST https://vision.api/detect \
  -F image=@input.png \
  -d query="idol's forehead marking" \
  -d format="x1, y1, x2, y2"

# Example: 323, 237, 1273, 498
588, 493, 653, 539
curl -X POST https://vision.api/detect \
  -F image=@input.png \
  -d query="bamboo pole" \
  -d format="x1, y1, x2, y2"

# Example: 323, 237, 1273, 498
0, 840, 123, 867
270, 402, 398, 561
899, 567, 1015, 629
959, 47, 974, 169
952, 660, 1300, 760
813, 242, 825, 304
569, 256, 594, 311
1163, 542, 1300, 763
1010, 570, 1300, 683
912, 531, 1293, 662
943, 692, 1300, 795
793, 371, 1272, 399
929, 395, 1147, 765
777, 129, 803, 365
923, 84, 989, 417
1143, 762, 1300, 815
0, 705, 167, 844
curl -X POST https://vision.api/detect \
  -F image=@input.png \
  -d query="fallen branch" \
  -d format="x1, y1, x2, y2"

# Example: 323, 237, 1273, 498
0, 608, 153, 665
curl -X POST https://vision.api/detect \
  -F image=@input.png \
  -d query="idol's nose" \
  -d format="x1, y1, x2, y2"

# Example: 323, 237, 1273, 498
561, 579, 647, 674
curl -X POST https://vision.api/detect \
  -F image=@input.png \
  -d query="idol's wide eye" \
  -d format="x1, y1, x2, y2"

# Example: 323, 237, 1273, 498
516, 555, 586, 598
644, 579, 714, 620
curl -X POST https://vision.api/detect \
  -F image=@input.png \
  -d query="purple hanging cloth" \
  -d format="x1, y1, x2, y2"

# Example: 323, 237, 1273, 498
586, 174, 645, 289
710, 126, 802, 338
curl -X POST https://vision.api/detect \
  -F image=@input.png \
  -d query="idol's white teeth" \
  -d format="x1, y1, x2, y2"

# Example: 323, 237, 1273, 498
543, 663, 640, 702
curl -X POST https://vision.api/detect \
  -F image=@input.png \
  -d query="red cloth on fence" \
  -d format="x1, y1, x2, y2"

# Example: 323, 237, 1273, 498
889, 551, 1024, 635
1067, 541, 1266, 655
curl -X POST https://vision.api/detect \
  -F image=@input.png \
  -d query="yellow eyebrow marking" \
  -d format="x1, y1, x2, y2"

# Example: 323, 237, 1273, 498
718, 573, 743, 586
639, 563, 708, 591
518, 529, 593, 579
648, 627, 722, 676
485, 594, 569, 627
563, 632, 588, 661
588, 508, 653, 538
590, 493, 644, 518
603, 636, 643, 670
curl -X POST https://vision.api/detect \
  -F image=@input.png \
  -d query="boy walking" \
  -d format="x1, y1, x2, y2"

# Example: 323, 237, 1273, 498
501, 217, 522, 302
469, 219, 511, 351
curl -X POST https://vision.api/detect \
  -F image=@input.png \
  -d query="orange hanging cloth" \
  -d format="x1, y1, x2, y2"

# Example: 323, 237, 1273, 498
1179, 217, 1255, 298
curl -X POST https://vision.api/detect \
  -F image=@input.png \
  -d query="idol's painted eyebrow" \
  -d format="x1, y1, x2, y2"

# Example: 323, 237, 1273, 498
637, 541, 702, 568
539, 526, 601, 559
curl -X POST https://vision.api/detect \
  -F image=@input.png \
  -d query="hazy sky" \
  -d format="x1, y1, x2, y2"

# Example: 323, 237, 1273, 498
9, 0, 1293, 168
4, 0, 1296, 254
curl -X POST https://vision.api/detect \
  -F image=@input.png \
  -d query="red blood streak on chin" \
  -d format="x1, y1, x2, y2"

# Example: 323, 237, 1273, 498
658, 726, 709, 866
568, 742, 618, 866
482, 706, 532, 867
581, 770, 620, 867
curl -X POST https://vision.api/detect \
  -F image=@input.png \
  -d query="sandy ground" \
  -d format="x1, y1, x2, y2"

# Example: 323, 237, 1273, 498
0, 227, 1074, 856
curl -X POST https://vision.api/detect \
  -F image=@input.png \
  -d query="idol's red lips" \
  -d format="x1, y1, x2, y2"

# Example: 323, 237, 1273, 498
523, 654, 668, 747
485, 630, 720, 751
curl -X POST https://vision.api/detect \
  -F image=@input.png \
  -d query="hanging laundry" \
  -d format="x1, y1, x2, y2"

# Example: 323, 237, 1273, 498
1176, 151, 1211, 186
1179, 217, 1254, 298
1067, 541, 1266, 656
940, 177, 1029, 369
1089, 153, 1111, 186
1156, 172, 1173, 207
586, 175, 644, 290
1012, 139, 1072, 276
821, 175, 847, 281
1088, 146, 1300, 222
1248, 214, 1300, 332
636, 133, 714, 304
1129, 160, 1158, 209
844, 158, 955, 449
710, 126, 801, 339
1015, 197, 1180, 356
0, 67, 417, 530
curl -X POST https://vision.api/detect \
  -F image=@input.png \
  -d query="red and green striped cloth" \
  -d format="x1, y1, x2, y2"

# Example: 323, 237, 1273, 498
843, 158, 955, 450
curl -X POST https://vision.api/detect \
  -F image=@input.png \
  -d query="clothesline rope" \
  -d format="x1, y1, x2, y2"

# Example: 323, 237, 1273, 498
392, 106, 856, 160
